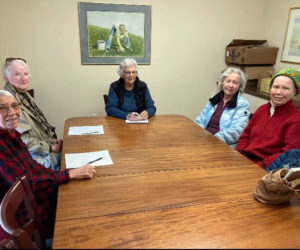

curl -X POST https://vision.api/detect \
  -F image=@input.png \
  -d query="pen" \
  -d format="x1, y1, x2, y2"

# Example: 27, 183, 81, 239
87, 157, 103, 165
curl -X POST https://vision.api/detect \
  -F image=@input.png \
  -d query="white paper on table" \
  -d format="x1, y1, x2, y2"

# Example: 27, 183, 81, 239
68, 125, 104, 135
65, 150, 113, 169
125, 119, 149, 124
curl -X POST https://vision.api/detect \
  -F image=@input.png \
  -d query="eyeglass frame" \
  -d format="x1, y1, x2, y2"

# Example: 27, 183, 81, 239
123, 70, 137, 75
0, 102, 21, 114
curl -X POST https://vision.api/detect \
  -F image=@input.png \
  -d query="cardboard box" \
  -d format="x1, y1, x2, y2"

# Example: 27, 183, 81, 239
225, 39, 279, 65
259, 78, 272, 93
246, 79, 258, 89
226, 65, 275, 80
243, 66, 274, 80
257, 70, 274, 93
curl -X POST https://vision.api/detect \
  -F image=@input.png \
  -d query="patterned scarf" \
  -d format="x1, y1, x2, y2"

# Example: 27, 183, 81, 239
19, 92, 57, 139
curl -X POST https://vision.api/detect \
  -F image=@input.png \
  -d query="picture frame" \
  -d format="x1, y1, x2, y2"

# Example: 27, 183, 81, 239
78, 2, 151, 65
281, 7, 300, 64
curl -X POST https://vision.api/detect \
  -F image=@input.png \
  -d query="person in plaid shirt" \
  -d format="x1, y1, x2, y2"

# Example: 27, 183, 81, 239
0, 90, 96, 241
3, 58, 62, 171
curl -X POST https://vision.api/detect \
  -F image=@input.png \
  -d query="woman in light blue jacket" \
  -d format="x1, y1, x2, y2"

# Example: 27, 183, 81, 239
194, 67, 250, 148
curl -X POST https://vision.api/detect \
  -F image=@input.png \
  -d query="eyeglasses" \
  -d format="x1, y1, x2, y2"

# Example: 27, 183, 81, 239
0, 103, 20, 114
124, 71, 137, 75
5, 57, 27, 63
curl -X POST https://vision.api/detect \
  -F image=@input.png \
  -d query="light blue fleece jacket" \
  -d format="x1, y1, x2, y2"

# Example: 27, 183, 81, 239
194, 92, 250, 148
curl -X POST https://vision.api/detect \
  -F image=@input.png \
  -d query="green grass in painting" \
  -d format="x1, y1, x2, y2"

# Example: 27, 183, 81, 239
88, 25, 144, 57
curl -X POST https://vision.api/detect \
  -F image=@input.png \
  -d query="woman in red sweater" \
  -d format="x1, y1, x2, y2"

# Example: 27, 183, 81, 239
237, 68, 300, 170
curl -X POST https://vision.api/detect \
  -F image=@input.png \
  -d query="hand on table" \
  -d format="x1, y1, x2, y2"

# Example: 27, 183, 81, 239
127, 112, 141, 121
69, 165, 96, 180
139, 110, 149, 120
127, 111, 148, 121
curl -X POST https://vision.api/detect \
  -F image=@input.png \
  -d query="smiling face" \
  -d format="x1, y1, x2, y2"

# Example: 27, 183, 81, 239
122, 65, 137, 91
5, 62, 30, 93
222, 72, 241, 99
270, 76, 296, 106
0, 96, 20, 133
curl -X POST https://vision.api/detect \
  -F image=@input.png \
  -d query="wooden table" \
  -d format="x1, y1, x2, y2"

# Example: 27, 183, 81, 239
52, 115, 300, 249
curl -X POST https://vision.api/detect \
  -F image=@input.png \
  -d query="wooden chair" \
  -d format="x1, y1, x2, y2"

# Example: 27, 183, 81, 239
103, 94, 108, 105
0, 229, 34, 249
0, 238, 16, 249
0, 176, 44, 249
12, 229, 35, 249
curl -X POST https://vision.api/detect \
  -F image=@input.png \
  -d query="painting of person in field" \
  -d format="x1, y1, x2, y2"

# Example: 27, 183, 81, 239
105, 24, 132, 52
87, 11, 145, 57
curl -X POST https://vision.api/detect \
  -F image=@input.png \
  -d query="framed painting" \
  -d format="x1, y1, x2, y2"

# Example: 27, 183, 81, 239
78, 2, 151, 64
281, 7, 300, 64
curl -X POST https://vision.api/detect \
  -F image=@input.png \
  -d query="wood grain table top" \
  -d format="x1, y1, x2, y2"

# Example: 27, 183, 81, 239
52, 115, 300, 249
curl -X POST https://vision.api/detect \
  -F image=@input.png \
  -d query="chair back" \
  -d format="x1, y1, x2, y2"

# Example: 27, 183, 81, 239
103, 94, 108, 105
0, 176, 44, 249
0, 238, 16, 249
0, 229, 34, 249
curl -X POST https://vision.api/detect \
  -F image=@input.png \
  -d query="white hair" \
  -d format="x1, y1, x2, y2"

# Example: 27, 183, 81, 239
117, 58, 139, 77
0, 90, 15, 98
218, 67, 247, 93
3, 59, 30, 82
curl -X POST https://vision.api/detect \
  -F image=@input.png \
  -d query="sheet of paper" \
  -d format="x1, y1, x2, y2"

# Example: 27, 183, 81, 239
68, 125, 104, 135
65, 150, 113, 169
125, 119, 149, 124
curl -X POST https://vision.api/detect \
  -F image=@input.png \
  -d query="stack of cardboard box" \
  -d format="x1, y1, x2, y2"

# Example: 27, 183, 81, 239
225, 39, 279, 94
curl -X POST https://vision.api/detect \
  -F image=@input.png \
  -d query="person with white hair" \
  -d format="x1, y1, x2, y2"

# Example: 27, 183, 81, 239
2, 58, 62, 171
0, 89, 95, 243
105, 58, 156, 120
194, 67, 250, 148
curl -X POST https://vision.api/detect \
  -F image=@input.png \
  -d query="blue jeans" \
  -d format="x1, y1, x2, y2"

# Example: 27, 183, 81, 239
105, 26, 130, 50
266, 149, 300, 172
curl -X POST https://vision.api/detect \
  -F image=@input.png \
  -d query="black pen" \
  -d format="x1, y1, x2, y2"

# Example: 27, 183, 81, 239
87, 157, 103, 164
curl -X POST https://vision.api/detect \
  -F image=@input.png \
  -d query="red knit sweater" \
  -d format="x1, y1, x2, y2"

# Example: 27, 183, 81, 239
237, 99, 300, 168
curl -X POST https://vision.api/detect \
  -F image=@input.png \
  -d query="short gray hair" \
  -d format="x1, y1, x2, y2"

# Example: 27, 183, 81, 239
0, 90, 15, 98
118, 58, 139, 77
2, 59, 30, 81
218, 67, 247, 93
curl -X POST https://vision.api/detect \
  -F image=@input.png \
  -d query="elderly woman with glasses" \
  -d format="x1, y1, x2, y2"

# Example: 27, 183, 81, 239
2, 58, 62, 171
0, 90, 95, 243
105, 58, 156, 121
194, 67, 250, 148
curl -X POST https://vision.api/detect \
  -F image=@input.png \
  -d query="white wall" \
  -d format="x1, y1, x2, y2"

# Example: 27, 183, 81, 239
0, 0, 298, 137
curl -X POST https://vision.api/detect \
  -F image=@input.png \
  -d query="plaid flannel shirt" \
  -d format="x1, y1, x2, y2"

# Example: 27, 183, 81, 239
0, 129, 69, 236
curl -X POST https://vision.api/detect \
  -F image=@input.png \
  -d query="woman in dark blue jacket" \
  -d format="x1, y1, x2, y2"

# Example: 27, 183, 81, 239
105, 58, 156, 121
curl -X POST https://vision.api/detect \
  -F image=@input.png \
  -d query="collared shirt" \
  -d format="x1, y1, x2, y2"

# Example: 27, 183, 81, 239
270, 101, 275, 117
0, 129, 69, 237
237, 99, 300, 168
